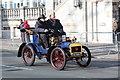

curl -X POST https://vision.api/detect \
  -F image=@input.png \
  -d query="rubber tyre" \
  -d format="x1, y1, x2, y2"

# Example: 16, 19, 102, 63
22, 45, 35, 66
50, 47, 66, 70
76, 46, 91, 67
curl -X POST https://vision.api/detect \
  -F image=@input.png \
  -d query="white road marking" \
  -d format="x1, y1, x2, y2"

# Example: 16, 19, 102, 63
0, 65, 33, 70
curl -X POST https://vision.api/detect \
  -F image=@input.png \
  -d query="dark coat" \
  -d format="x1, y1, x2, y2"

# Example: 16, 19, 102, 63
35, 21, 48, 32
35, 21, 48, 48
116, 22, 120, 32
47, 19, 65, 37
18, 22, 24, 29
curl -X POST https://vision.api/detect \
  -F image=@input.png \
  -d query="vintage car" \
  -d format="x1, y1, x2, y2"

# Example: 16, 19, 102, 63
17, 28, 91, 70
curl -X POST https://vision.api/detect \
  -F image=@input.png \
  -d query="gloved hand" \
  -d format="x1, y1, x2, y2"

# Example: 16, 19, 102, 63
44, 29, 48, 32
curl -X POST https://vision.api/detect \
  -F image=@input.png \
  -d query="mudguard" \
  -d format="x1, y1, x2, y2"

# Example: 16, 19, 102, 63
27, 43, 42, 58
46, 46, 56, 62
17, 43, 39, 58
17, 43, 26, 57
59, 42, 71, 48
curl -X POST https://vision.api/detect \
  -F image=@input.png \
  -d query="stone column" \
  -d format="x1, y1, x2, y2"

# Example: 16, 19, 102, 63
22, 0, 28, 21
7, 0, 10, 9
0, 1, 2, 78
30, 0, 34, 8
93, 2, 98, 42
45, 0, 54, 17
23, 0, 27, 7
0, 0, 2, 38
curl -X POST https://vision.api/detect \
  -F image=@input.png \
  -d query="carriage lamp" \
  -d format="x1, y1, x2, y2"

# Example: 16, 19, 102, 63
66, 37, 71, 42
72, 36, 77, 43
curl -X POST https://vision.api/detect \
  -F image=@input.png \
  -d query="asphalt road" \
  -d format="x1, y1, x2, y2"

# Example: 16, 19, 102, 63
1, 49, 119, 78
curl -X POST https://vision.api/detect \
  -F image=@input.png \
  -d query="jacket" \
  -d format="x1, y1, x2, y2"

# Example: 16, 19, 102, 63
18, 22, 24, 29
47, 19, 65, 37
35, 21, 48, 32
24, 21, 30, 28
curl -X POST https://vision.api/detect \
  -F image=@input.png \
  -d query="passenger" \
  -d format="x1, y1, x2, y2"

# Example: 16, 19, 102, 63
18, 19, 25, 42
47, 13, 65, 37
112, 18, 118, 33
24, 20, 30, 42
18, 19, 24, 29
24, 20, 30, 28
35, 14, 49, 49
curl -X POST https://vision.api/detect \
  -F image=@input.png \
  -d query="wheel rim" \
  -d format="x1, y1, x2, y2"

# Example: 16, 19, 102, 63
80, 51, 89, 65
51, 48, 65, 69
76, 47, 91, 66
22, 46, 34, 65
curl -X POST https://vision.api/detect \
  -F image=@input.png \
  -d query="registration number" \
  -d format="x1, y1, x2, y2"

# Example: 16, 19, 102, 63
74, 53, 80, 56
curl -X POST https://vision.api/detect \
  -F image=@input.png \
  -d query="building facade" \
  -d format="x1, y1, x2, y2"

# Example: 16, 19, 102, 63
0, 0, 120, 43
50, 0, 120, 43
1, 0, 45, 8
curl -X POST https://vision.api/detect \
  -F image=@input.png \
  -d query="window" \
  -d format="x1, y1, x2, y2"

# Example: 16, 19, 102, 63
2, 4, 4, 8
17, 3, 20, 8
112, 2, 119, 21
10, 1, 13, 8
21, 3, 23, 7
34, 2, 37, 7
27, 0, 30, 8
27, 2, 30, 7
20, 0, 23, 7
5, 2, 7, 8
14, 3, 16, 8
42, 1, 45, 6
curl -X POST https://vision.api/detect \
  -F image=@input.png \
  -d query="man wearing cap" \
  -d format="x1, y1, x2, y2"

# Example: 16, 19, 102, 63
35, 14, 49, 49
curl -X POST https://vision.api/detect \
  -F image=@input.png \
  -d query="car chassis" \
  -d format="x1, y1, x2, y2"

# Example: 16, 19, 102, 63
17, 28, 91, 70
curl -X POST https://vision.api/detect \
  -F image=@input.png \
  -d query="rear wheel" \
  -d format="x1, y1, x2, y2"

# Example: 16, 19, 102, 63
22, 45, 35, 66
50, 47, 66, 70
76, 46, 91, 67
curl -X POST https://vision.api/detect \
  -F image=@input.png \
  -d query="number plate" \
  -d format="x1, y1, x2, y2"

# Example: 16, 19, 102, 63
74, 53, 80, 56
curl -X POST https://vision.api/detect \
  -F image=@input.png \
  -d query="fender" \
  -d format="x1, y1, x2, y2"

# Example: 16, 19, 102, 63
46, 46, 56, 62
59, 42, 71, 48
17, 43, 38, 57
17, 43, 26, 57
27, 43, 41, 58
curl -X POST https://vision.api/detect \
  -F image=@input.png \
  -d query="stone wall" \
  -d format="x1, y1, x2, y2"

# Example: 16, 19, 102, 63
55, 0, 113, 43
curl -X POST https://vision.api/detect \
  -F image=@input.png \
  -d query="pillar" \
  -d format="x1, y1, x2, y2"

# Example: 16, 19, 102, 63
118, 1, 120, 23
30, 0, 34, 8
92, 1, 98, 42
0, 0, 2, 38
45, 0, 54, 17
23, 0, 27, 7
0, 1, 2, 79
7, 0, 10, 9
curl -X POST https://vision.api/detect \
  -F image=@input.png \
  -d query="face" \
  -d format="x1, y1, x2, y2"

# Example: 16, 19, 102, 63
40, 18, 45, 22
20, 21, 23, 23
50, 14, 55, 20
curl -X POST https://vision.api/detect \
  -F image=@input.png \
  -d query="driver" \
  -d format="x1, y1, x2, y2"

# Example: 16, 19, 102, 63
46, 13, 65, 37
35, 14, 49, 49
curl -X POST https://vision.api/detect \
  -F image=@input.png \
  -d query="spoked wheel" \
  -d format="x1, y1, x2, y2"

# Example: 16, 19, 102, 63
50, 47, 66, 70
22, 45, 35, 66
76, 46, 91, 67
